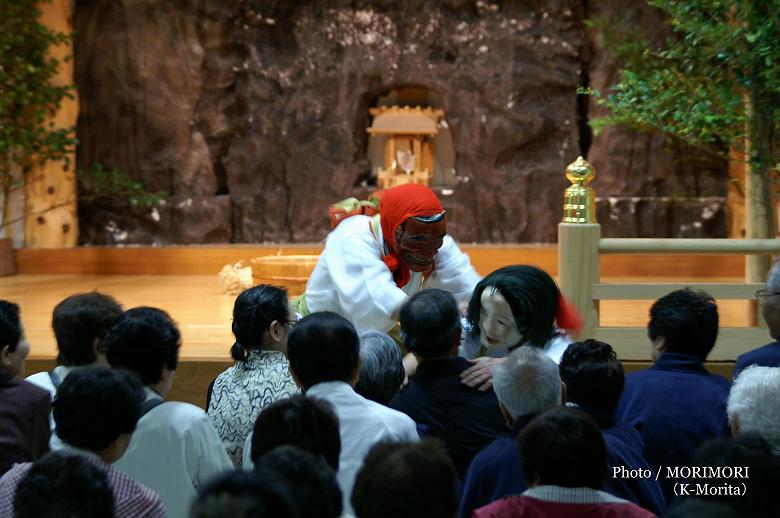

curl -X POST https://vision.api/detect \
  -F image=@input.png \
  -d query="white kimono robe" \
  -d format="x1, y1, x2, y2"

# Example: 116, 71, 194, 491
304, 215, 481, 332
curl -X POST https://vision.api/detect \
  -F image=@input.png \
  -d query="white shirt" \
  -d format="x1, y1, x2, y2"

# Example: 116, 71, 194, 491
306, 381, 419, 516
305, 215, 481, 332
26, 365, 74, 450
113, 388, 233, 518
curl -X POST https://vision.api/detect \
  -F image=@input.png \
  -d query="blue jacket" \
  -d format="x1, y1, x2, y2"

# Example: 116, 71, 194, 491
458, 415, 532, 518
458, 409, 667, 518
597, 411, 667, 516
733, 340, 780, 378
616, 352, 731, 503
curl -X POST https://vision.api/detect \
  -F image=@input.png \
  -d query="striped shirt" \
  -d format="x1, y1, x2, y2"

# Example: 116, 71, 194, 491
0, 449, 166, 517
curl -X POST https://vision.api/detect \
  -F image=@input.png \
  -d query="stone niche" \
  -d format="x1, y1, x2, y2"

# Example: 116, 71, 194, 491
74, 0, 726, 244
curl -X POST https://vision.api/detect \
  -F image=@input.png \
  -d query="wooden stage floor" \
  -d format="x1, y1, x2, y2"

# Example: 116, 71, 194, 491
1, 272, 753, 408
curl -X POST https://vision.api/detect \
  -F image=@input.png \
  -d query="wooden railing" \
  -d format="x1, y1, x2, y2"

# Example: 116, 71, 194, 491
557, 158, 780, 362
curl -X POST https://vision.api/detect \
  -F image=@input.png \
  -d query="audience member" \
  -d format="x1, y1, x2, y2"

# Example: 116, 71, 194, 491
473, 408, 654, 518
727, 365, 780, 454
0, 300, 50, 476
26, 291, 123, 398
207, 285, 299, 466
688, 434, 780, 518
352, 440, 458, 518
458, 347, 562, 517
286, 312, 418, 515
559, 339, 666, 515
390, 289, 506, 477
190, 469, 299, 518
26, 291, 123, 448
244, 395, 340, 470
355, 330, 405, 405
734, 259, 780, 376
615, 288, 730, 502
104, 307, 232, 518
13, 451, 115, 518
0, 366, 165, 517
253, 445, 342, 518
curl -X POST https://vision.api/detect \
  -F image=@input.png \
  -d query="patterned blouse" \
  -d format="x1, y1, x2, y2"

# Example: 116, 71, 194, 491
207, 349, 299, 466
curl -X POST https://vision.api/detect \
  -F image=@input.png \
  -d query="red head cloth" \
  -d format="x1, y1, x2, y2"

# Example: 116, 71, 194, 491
556, 294, 584, 337
379, 184, 444, 287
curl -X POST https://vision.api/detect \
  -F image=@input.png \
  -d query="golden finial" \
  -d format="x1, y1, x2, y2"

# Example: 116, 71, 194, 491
562, 156, 597, 224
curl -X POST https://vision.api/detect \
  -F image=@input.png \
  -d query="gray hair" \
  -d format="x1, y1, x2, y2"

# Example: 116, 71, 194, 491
728, 365, 780, 453
493, 346, 561, 420
767, 258, 780, 291
355, 331, 405, 405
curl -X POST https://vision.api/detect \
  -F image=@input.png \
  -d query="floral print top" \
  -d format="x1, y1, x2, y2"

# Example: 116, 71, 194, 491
207, 349, 299, 466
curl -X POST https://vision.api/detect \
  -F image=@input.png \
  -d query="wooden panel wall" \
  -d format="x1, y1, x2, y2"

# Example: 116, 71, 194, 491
15, 245, 746, 277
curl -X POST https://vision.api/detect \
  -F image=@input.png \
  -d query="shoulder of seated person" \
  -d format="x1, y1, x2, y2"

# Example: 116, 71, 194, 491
142, 400, 207, 418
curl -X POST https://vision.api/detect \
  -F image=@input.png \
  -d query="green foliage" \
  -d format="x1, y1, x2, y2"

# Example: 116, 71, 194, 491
589, 0, 780, 162
0, 0, 77, 227
78, 164, 167, 208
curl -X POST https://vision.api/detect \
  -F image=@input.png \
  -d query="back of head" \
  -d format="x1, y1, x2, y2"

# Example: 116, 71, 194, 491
518, 407, 607, 489
400, 289, 460, 359
190, 469, 300, 518
0, 300, 24, 383
53, 365, 145, 451
0, 299, 21, 354
230, 284, 289, 362
648, 288, 719, 360
727, 366, 780, 452
102, 307, 181, 385
493, 346, 561, 420
251, 395, 341, 470
52, 291, 123, 366
761, 260, 780, 339
351, 440, 458, 518
355, 331, 404, 404
14, 452, 115, 518
559, 339, 624, 414
286, 312, 359, 389
253, 445, 342, 518
691, 434, 780, 518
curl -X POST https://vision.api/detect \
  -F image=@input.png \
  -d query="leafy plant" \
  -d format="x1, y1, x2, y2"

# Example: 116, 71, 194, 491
78, 163, 167, 208
0, 0, 78, 234
585, 0, 780, 238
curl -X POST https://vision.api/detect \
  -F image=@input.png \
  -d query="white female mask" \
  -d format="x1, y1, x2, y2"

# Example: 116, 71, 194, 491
479, 287, 523, 350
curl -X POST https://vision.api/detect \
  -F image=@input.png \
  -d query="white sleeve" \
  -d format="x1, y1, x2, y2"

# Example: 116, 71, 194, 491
186, 411, 234, 487
306, 220, 407, 332
425, 236, 482, 303
242, 433, 254, 470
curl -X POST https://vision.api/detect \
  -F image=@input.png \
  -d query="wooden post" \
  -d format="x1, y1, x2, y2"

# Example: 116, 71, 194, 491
557, 157, 601, 339
24, 0, 78, 248
558, 223, 601, 338
743, 91, 774, 326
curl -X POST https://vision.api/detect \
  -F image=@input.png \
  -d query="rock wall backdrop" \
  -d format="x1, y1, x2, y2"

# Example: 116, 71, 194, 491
74, 0, 727, 244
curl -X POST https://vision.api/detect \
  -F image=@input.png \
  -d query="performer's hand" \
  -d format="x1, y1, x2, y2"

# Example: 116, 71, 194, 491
460, 356, 506, 391
402, 352, 419, 382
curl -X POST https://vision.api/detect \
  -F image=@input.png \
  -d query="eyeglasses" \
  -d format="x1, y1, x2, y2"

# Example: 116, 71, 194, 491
755, 289, 780, 301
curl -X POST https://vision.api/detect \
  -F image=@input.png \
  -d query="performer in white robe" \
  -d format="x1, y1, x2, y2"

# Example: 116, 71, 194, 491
303, 184, 481, 334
